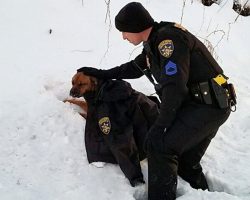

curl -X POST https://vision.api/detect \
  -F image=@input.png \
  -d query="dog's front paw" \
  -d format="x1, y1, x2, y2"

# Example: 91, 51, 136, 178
63, 98, 76, 104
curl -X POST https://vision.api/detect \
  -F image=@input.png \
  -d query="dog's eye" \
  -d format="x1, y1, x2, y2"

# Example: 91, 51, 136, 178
79, 83, 86, 86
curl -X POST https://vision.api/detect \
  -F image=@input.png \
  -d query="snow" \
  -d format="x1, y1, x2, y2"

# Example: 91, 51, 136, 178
0, 0, 250, 199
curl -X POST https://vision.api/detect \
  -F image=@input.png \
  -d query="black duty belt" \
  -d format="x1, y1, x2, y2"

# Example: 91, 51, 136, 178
190, 74, 237, 112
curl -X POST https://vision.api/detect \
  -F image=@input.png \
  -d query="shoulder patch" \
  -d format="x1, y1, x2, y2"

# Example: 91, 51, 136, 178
158, 40, 174, 58
98, 117, 111, 135
174, 23, 186, 31
164, 61, 177, 75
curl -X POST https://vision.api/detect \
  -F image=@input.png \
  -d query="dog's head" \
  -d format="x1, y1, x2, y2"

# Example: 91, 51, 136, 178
70, 72, 98, 98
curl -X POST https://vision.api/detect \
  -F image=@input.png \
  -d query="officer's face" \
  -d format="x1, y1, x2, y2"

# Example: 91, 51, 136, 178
122, 32, 142, 46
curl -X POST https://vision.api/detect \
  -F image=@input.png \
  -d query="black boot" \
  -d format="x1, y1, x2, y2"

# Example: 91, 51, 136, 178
189, 171, 209, 190
148, 151, 178, 200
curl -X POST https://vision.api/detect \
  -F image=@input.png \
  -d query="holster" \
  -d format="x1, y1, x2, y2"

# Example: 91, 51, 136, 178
210, 79, 229, 109
210, 74, 237, 110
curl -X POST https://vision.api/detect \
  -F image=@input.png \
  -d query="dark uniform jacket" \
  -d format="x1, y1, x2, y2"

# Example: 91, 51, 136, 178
85, 21, 230, 137
83, 79, 159, 186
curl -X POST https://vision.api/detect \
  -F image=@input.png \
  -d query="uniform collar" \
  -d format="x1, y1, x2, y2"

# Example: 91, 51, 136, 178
146, 21, 173, 44
147, 22, 160, 42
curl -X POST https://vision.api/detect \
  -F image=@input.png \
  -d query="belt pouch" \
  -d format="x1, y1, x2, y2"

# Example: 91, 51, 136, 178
199, 82, 212, 104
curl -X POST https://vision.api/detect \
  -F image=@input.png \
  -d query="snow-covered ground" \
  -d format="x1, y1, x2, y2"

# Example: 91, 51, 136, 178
0, 0, 250, 199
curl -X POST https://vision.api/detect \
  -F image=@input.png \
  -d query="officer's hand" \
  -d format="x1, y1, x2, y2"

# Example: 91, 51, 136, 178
129, 177, 145, 187
77, 66, 103, 78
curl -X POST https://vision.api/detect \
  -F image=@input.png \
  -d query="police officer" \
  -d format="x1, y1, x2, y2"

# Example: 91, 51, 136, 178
78, 2, 234, 200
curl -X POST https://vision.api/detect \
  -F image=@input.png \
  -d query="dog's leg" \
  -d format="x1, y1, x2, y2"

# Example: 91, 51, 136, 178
79, 112, 87, 119
64, 99, 88, 118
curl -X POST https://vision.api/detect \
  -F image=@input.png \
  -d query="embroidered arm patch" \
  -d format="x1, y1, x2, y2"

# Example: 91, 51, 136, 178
98, 117, 111, 135
158, 40, 174, 58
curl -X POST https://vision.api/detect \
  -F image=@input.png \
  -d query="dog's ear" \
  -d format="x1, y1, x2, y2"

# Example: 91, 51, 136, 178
89, 76, 98, 86
88, 76, 98, 91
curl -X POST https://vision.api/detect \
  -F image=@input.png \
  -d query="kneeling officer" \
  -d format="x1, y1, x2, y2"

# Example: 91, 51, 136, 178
78, 2, 236, 200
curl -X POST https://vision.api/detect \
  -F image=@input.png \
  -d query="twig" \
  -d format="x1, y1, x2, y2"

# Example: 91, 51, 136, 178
206, 17, 212, 32
234, 0, 250, 22
217, 0, 230, 13
197, 28, 225, 62
227, 0, 249, 40
128, 45, 143, 60
104, 0, 111, 23
99, 0, 112, 65
206, 29, 225, 49
180, 0, 187, 25
206, 29, 225, 37
199, 6, 206, 32
227, 21, 233, 41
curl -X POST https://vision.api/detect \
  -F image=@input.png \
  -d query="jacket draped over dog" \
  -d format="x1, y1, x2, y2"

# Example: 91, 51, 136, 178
83, 79, 159, 186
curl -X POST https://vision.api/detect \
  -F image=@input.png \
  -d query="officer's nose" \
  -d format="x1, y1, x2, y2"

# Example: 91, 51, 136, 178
122, 32, 127, 40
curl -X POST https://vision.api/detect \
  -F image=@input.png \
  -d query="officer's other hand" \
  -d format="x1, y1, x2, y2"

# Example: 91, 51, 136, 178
77, 66, 102, 78
130, 177, 145, 187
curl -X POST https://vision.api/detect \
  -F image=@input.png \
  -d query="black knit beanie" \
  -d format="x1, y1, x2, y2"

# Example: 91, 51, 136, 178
115, 2, 154, 33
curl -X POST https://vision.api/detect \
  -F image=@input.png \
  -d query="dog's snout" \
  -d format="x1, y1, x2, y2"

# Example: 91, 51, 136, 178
70, 88, 80, 98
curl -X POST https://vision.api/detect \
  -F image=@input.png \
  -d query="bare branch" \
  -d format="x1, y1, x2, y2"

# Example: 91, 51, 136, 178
198, 36, 220, 61
99, 0, 112, 65
104, 0, 111, 24
227, 22, 232, 41
206, 29, 225, 49
206, 29, 225, 37
198, 6, 206, 32
180, 0, 187, 25
227, 0, 249, 40
128, 45, 143, 60
197, 28, 225, 62
233, 0, 250, 21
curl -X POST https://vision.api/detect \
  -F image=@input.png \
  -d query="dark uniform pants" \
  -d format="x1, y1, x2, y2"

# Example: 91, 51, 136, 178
148, 103, 231, 200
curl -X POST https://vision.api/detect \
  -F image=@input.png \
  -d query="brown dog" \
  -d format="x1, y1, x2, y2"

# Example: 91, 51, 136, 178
64, 72, 98, 118
64, 71, 160, 185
